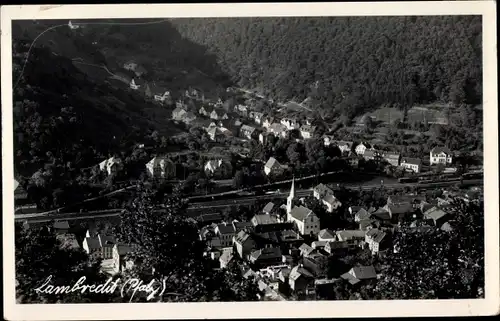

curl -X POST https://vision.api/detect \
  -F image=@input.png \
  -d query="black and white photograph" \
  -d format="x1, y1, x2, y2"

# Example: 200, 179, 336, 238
2, 2, 498, 320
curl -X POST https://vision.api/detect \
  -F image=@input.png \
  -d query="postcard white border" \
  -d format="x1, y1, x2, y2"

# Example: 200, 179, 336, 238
2, 1, 499, 319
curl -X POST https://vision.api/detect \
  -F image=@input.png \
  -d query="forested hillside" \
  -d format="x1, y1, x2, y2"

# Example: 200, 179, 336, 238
171, 16, 482, 118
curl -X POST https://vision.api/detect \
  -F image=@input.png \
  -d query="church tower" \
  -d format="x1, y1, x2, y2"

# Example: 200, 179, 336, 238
286, 177, 296, 214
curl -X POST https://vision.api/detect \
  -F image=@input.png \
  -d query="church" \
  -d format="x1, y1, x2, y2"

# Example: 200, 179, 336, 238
285, 178, 321, 236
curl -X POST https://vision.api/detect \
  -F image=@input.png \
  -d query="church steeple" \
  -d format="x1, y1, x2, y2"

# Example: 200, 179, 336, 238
287, 177, 295, 214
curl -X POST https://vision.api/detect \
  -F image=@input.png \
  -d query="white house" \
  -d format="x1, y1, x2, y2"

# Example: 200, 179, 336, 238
264, 157, 284, 176
313, 183, 333, 200
240, 125, 257, 140
300, 125, 316, 140
322, 194, 342, 213
430, 147, 453, 165
146, 157, 176, 179
68, 20, 80, 30
323, 135, 335, 147
98, 157, 123, 176
355, 142, 370, 155
281, 118, 300, 130
400, 157, 422, 173
129, 78, 143, 90
287, 179, 320, 236
204, 159, 223, 174
153, 90, 171, 103
365, 228, 387, 254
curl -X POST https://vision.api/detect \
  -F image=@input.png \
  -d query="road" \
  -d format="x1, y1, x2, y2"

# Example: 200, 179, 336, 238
15, 179, 481, 223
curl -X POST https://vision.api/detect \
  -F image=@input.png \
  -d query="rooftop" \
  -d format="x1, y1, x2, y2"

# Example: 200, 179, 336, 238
289, 206, 314, 222
365, 228, 387, 243
262, 202, 275, 213
252, 214, 278, 226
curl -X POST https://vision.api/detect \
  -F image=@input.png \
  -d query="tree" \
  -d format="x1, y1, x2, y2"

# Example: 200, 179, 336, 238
15, 223, 114, 303
376, 198, 484, 299
114, 186, 260, 302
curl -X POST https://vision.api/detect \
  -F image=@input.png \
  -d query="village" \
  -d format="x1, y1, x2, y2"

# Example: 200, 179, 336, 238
15, 58, 484, 301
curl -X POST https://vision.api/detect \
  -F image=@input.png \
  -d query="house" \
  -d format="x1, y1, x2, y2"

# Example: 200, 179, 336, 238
233, 230, 256, 259
112, 244, 134, 274
250, 111, 264, 125
430, 147, 453, 165
129, 78, 144, 90
264, 157, 284, 176
210, 108, 228, 120
219, 248, 234, 269
249, 247, 283, 268
355, 142, 370, 155
146, 156, 176, 180
322, 194, 342, 213
204, 159, 232, 177
240, 124, 257, 140
336, 141, 353, 155
335, 230, 366, 248
318, 229, 335, 242
299, 243, 315, 257
323, 135, 335, 147
365, 228, 387, 254
262, 202, 275, 214
56, 233, 80, 251
300, 125, 316, 140
215, 223, 236, 247
313, 183, 334, 200
151, 87, 172, 104
269, 123, 288, 138
401, 158, 422, 173
289, 265, 315, 292
354, 208, 372, 222
251, 214, 291, 233
287, 179, 321, 236
363, 149, 381, 161
98, 157, 123, 176
359, 219, 380, 231
382, 152, 401, 166
340, 266, 377, 285
232, 221, 254, 233
281, 118, 300, 130
288, 206, 320, 236
198, 105, 213, 117
371, 207, 392, 222
52, 221, 70, 234
206, 126, 226, 141
277, 230, 303, 245
324, 240, 349, 255
385, 203, 413, 221
172, 107, 188, 121
262, 116, 275, 129
234, 104, 249, 117
303, 251, 328, 277
311, 241, 328, 250
423, 206, 450, 227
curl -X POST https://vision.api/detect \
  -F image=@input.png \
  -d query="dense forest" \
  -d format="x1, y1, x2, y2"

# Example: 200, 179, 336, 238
172, 16, 482, 118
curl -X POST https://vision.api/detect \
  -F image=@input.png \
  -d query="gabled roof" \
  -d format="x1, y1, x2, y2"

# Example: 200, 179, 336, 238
355, 208, 372, 221
220, 250, 234, 264
323, 194, 340, 205
251, 214, 278, 226
216, 223, 236, 235
289, 206, 314, 222
232, 221, 253, 231
313, 183, 333, 196
336, 230, 365, 241
424, 206, 449, 221
318, 229, 335, 240
265, 157, 281, 169
299, 243, 314, 256
211, 108, 227, 117
351, 265, 377, 279
386, 203, 413, 215
401, 157, 422, 166
431, 146, 452, 154
250, 247, 282, 261
365, 228, 387, 243
372, 207, 391, 220
289, 265, 314, 281
262, 202, 275, 213
234, 230, 252, 244
300, 124, 316, 133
